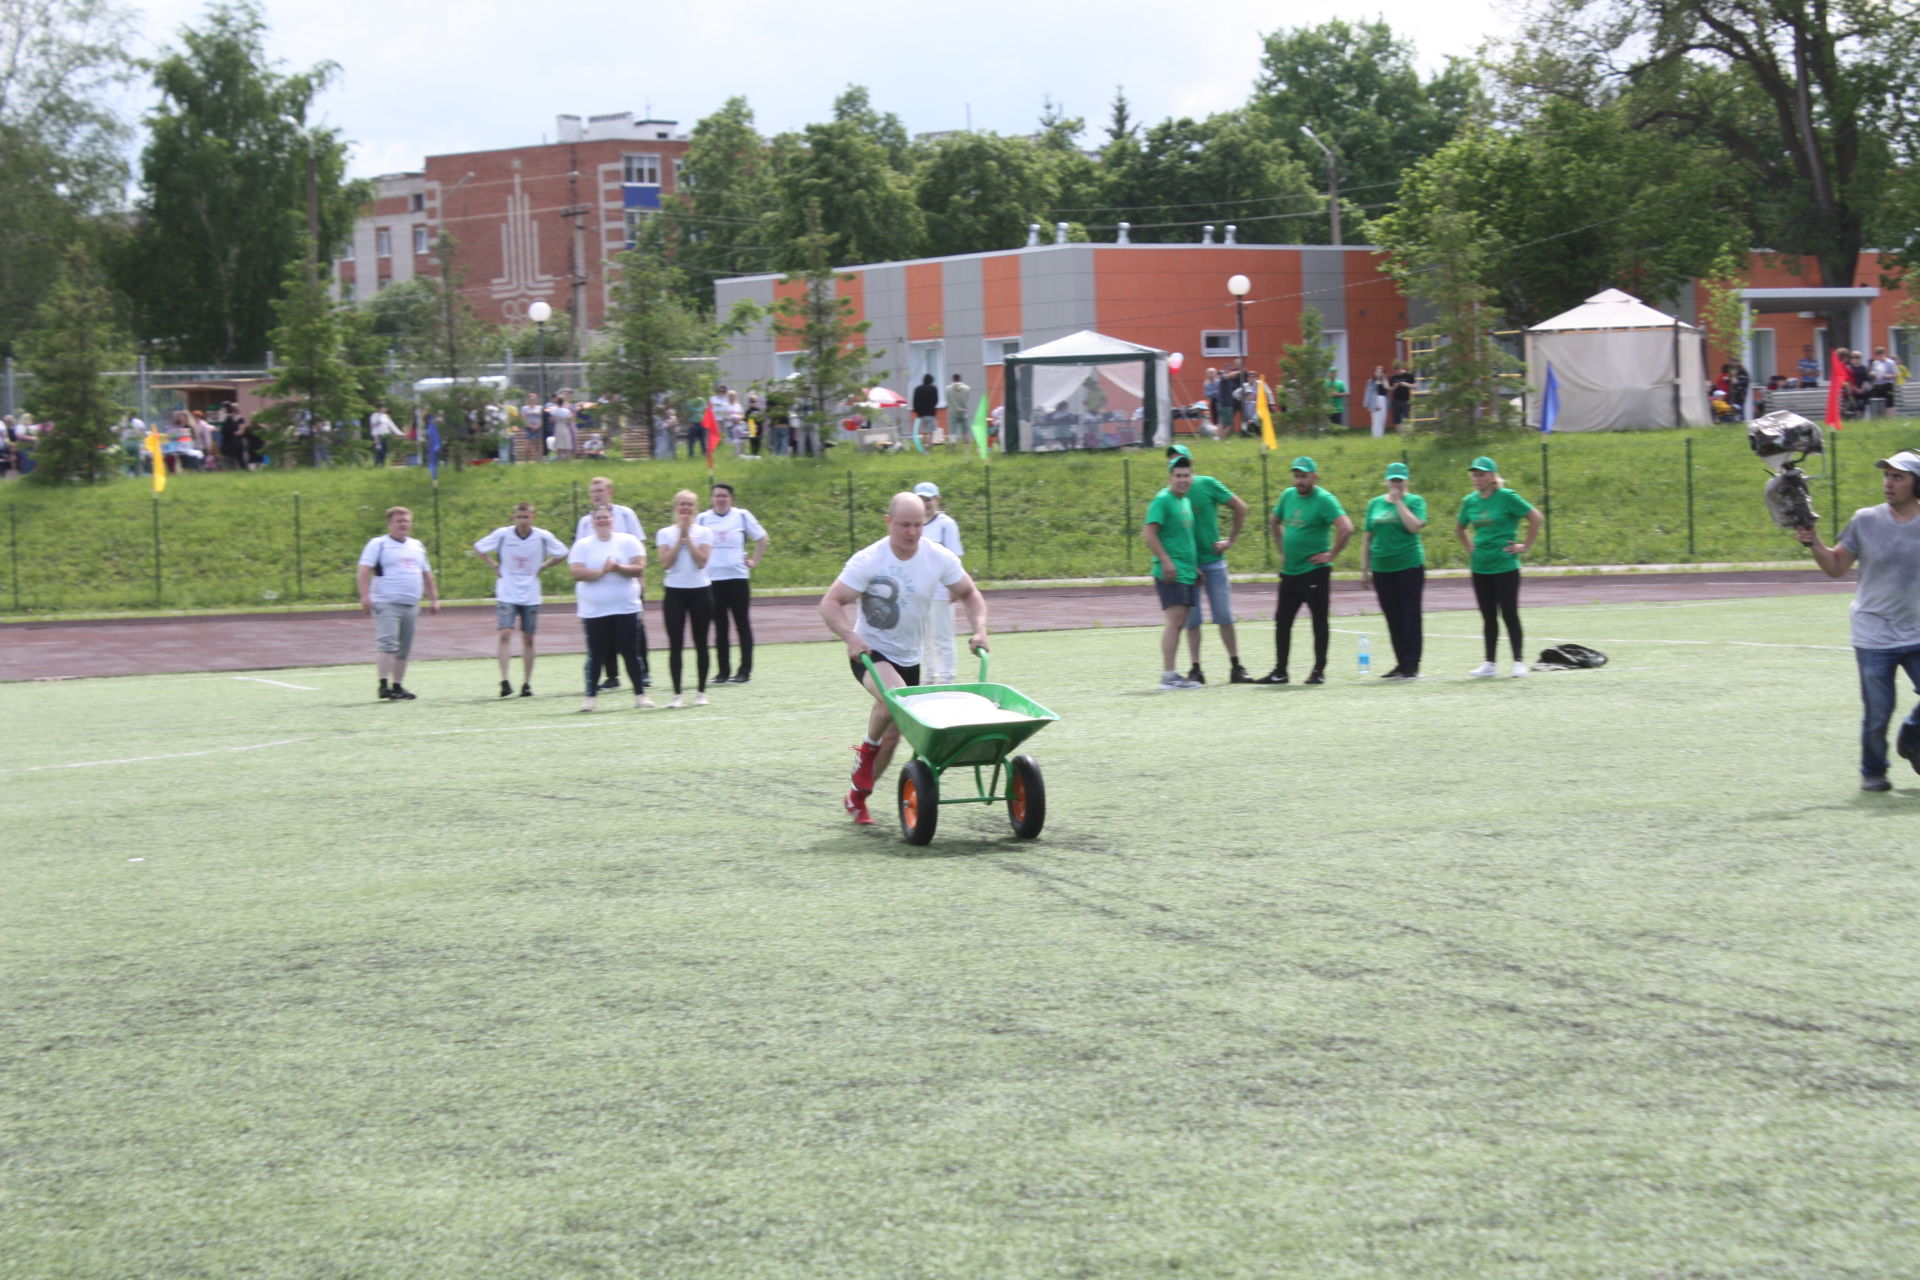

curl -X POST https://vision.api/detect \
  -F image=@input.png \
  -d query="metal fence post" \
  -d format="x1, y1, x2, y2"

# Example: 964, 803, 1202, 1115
137, 354, 151, 424
432, 486, 442, 570
3, 356, 14, 417
571, 480, 580, 534
8, 503, 18, 611
845, 470, 855, 556
151, 496, 162, 605
985, 466, 994, 572
1830, 434, 1840, 540
1684, 438, 1696, 558
293, 492, 304, 601
1122, 456, 1132, 570
1540, 440, 1553, 561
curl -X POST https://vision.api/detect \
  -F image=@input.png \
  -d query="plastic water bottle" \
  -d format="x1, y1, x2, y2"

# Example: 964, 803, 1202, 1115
1357, 633, 1371, 676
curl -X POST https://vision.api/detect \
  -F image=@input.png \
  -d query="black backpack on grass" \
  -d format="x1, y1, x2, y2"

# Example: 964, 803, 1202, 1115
1535, 643, 1607, 671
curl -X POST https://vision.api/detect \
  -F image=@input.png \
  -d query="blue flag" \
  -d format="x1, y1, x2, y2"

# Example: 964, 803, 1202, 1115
426, 416, 442, 480
1540, 363, 1561, 434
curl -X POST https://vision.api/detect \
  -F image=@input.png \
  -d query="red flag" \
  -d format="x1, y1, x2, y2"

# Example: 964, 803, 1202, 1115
702, 400, 720, 465
1826, 350, 1847, 429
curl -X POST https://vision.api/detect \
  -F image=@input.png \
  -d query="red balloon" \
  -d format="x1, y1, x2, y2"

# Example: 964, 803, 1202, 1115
1169, 352, 1186, 371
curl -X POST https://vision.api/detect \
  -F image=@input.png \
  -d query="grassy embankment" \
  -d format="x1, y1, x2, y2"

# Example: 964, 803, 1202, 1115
1, 424, 1907, 614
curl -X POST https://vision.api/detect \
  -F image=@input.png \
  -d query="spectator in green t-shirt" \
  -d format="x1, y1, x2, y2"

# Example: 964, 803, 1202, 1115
1143, 455, 1203, 690
1360, 462, 1429, 680
1261, 456, 1352, 685
1455, 455, 1543, 678
1165, 444, 1252, 685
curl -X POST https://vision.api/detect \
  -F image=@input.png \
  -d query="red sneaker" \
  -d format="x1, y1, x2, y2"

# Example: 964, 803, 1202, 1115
843, 789, 875, 825
850, 741, 880, 793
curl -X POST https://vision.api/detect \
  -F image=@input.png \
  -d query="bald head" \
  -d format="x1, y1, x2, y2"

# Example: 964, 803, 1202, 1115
888, 491, 924, 520
885, 491, 927, 555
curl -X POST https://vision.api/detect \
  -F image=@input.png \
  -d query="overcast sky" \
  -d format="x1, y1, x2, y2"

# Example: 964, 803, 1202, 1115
123, 0, 1518, 179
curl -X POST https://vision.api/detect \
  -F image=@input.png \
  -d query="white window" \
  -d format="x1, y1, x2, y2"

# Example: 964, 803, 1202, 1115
1894, 327, 1918, 373
983, 337, 1022, 365
1749, 328, 1776, 385
624, 209, 651, 243
773, 351, 799, 381
412, 226, 430, 255
340, 280, 356, 303
672, 157, 686, 188
338, 239, 354, 262
911, 341, 946, 408
410, 193, 425, 212
376, 228, 392, 258
623, 153, 661, 185
1201, 330, 1242, 358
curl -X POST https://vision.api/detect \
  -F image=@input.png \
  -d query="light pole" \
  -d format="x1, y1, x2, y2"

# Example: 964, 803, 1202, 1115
1300, 125, 1341, 246
528, 300, 551, 459
1228, 274, 1251, 434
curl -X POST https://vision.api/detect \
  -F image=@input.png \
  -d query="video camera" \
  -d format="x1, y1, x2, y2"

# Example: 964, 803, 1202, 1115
1747, 410, 1823, 530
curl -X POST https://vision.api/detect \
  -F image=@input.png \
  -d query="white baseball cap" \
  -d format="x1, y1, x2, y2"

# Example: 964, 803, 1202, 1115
913, 482, 940, 497
1875, 450, 1920, 476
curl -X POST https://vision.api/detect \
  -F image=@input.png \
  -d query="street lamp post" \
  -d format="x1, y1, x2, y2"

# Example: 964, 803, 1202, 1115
1227, 274, 1252, 435
1300, 125, 1341, 246
528, 300, 552, 459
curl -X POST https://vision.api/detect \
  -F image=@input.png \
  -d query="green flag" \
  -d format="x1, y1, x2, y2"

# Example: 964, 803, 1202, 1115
972, 392, 991, 460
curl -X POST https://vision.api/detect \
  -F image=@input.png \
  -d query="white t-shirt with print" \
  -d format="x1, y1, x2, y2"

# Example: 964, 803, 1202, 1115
696, 506, 766, 581
474, 525, 567, 606
836, 537, 966, 665
570, 531, 646, 618
575, 504, 645, 542
655, 524, 715, 589
358, 535, 431, 604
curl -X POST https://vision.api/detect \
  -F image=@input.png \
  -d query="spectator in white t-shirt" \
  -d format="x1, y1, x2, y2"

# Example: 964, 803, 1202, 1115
697, 482, 769, 684
914, 481, 966, 683
473, 501, 568, 697
548, 394, 577, 460
569, 504, 652, 712
655, 489, 716, 708
369, 406, 401, 467
818, 492, 990, 826
355, 506, 440, 701
575, 476, 649, 692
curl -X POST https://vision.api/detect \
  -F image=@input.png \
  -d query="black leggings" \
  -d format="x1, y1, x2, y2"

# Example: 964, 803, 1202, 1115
711, 577, 753, 677
1471, 570, 1523, 662
1275, 567, 1331, 674
663, 585, 713, 693
581, 613, 648, 696
1370, 566, 1425, 673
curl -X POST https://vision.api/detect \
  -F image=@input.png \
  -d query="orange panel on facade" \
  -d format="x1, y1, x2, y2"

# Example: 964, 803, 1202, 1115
905, 263, 943, 340
982, 255, 1021, 339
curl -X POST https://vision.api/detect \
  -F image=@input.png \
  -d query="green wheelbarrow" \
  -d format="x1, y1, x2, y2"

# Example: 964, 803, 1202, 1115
861, 649, 1060, 845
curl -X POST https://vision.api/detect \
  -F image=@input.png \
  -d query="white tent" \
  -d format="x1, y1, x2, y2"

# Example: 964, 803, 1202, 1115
1526, 289, 1711, 432
1002, 330, 1172, 453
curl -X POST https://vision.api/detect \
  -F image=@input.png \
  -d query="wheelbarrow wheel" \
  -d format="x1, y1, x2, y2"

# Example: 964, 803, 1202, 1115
898, 760, 939, 845
1006, 755, 1046, 839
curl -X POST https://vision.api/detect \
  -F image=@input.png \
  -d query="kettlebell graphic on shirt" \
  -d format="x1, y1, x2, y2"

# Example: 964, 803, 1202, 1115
862, 576, 901, 630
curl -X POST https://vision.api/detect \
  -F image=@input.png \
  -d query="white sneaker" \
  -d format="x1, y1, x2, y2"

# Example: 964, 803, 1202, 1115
666, 695, 684, 709
633, 694, 655, 709
581, 696, 598, 712
693, 691, 709, 706
1511, 661, 1529, 678
1469, 661, 1498, 678
1159, 673, 1202, 690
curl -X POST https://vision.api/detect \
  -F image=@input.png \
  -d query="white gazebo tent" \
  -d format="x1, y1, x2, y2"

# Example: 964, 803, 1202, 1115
1525, 289, 1711, 431
1002, 330, 1172, 453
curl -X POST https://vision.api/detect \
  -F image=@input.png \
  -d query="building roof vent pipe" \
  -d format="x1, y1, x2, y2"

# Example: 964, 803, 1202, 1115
1224, 224, 1238, 245
1055, 222, 1070, 245
1202, 224, 1215, 245
1027, 223, 1041, 247
1116, 222, 1131, 244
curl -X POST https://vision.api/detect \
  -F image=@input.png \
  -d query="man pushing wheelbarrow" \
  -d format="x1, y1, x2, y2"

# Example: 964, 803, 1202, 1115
820, 491, 991, 828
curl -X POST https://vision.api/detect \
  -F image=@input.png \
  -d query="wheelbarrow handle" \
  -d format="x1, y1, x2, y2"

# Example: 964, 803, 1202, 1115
969, 641, 990, 683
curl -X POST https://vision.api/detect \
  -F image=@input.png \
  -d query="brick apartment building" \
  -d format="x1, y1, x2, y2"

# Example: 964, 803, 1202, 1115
335, 113, 690, 345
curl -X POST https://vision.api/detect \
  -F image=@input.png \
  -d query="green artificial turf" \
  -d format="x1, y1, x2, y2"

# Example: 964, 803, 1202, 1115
4, 422, 1915, 614
4, 595, 1918, 1278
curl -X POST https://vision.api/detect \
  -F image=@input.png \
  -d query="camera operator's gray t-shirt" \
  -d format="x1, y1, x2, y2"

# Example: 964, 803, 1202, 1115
1839, 504, 1920, 648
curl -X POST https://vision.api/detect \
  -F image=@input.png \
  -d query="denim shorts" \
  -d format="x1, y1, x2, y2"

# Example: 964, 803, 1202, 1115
496, 602, 540, 634
1184, 559, 1234, 629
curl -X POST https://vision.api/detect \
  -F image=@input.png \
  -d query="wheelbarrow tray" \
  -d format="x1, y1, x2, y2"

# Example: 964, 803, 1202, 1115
888, 682, 1059, 771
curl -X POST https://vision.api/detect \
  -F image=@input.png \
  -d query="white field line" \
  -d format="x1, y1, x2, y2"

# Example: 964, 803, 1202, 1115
233, 676, 317, 690
1327, 626, 1850, 652
1, 737, 313, 776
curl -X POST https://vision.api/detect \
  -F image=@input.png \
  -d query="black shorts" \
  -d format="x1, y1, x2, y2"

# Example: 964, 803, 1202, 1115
850, 650, 922, 689
1155, 578, 1199, 610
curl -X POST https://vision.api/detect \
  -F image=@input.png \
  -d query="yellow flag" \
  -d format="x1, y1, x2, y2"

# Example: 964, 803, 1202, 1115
146, 425, 166, 493
1255, 378, 1278, 452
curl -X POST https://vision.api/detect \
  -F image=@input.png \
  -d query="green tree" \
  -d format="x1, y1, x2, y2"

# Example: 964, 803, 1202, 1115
660, 96, 776, 310
914, 132, 1060, 257
0, 0, 135, 360
121, 0, 364, 363
1499, 0, 1920, 347
1277, 306, 1338, 434
1382, 182, 1520, 435
1253, 19, 1478, 217
1698, 246, 1754, 368
22, 244, 131, 484
763, 114, 925, 269
593, 231, 725, 455
254, 235, 366, 466
1096, 110, 1322, 244
772, 204, 882, 438
397, 232, 500, 467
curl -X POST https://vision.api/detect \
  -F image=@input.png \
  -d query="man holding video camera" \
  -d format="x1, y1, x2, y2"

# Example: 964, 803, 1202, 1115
1797, 450, 1920, 791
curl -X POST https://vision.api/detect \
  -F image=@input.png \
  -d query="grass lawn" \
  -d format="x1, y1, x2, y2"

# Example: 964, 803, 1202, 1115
3, 421, 1914, 615
4, 594, 1917, 1278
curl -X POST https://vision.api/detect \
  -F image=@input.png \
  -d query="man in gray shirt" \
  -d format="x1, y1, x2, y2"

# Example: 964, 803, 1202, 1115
1798, 449, 1920, 789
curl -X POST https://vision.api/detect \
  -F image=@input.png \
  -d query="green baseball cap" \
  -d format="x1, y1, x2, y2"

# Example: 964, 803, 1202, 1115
1384, 462, 1410, 480
1165, 442, 1192, 461
1290, 456, 1317, 473
1167, 452, 1192, 472
1469, 455, 1498, 472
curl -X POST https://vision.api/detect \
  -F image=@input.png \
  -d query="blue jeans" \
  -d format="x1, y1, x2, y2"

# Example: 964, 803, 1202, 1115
1854, 645, 1920, 777
1184, 560, 1235, 630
